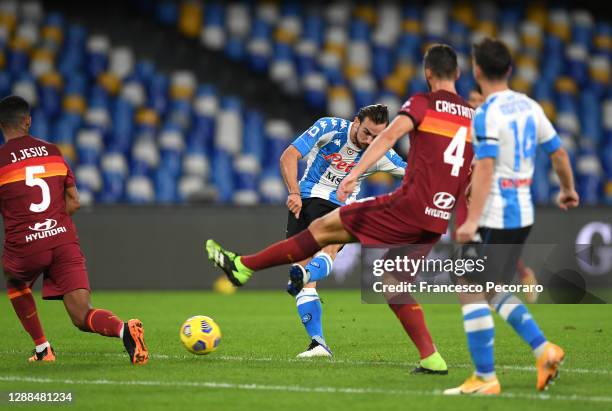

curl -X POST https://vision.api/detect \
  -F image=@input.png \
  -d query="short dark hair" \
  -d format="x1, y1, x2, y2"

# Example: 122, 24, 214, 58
0, 95, 30, 130
357, 104, 389, 125
423, 44, 458, 79
472, 38, 512, 80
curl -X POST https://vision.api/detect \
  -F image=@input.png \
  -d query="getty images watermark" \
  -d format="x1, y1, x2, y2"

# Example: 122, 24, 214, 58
371, 254, 544, 295
359, 243, 612, 304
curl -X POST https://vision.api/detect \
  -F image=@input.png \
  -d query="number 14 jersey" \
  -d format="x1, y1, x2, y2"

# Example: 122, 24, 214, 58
396, 90, 475, 234
0, 135, 78, 256
471, 90, 561, 229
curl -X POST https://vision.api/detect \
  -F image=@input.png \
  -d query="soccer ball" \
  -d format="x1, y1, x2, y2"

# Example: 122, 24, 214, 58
179, 316, 222, 355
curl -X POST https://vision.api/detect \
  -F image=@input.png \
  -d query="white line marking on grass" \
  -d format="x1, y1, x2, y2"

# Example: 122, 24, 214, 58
0, 350, 610, 375
1, 375, 611, 403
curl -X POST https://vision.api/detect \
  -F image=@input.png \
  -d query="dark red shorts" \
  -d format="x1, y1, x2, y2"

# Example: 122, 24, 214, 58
339, 195, 441, 246
2, 242, 90, 300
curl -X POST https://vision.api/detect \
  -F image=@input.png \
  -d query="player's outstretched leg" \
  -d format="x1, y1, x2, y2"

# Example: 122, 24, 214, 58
490, 292, 564, 390
207, 239, 255, 287
388, 303, 448, 375
6, 278, 55, 362
63, 289, 149, 365
206, 208, 354, 284
444, 301, 500, 395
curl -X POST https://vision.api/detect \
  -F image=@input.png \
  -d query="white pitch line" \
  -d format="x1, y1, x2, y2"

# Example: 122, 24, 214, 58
0, 350, 610, 375
1, 375, 611, 403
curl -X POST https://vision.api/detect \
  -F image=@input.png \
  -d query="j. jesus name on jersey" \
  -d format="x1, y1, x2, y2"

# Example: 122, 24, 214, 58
10, 146, 49, 163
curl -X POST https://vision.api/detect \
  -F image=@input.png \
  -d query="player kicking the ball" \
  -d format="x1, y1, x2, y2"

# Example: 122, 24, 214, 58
280, 104, 406, 357
444, 38, 578, 395
0, 96, 148, 365
208, 44, 474, 375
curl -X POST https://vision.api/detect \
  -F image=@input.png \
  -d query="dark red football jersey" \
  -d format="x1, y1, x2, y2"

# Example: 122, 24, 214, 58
0, 135, 78, 256
394, 90, 475, 234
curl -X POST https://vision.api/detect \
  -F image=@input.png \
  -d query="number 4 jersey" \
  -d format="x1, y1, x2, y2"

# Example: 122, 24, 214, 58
397, 90, 475, 234
0, 135, 78, 256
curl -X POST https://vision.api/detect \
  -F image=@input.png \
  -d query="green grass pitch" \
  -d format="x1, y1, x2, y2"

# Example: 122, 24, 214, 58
1, 290, 610, 410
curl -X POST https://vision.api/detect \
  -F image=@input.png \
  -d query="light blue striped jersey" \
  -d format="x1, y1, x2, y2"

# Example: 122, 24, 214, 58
472, 90, 562, 229
292, 117, 406, 205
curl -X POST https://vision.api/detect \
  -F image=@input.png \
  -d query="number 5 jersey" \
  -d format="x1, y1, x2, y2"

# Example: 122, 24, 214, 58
0, 135, 78, 257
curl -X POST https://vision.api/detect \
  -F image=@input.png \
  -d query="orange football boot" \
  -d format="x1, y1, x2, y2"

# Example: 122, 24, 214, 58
536, 342, 565, 390
28, 346, 56, 362
122, 319, 149, 365
444, 374, 501, 395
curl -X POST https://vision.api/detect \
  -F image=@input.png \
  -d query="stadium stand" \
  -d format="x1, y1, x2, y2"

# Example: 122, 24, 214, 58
0, 0, 610, 204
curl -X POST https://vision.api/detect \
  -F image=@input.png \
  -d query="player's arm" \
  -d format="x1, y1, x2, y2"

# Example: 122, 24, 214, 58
280, 145, 303, 218
65, 186, 80, 215
549, 147, 578, 210
456, 108, 498, 243
456, 157, 494, 242
536, 107, 579, 210
283, 118, 333, 217
338, 116, 414, 201
64, 162, 79, 215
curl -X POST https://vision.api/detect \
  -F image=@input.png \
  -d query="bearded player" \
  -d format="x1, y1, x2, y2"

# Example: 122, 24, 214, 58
207, 43, 475, 375
281, 104, 406, 357
0, 95, 148, 364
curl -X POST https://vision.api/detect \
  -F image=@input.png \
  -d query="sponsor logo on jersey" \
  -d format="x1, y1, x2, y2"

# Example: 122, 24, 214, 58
425, 192, 456, 220
28, 218, 58, 231
425, 207, 451, 220
432, 192, 456, 210
25, 218, 67, 243
323, 153, 357, 172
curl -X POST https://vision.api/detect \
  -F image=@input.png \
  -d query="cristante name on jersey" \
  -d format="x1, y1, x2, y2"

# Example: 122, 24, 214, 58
435, 101, 475, 119
10, 146, 49, 163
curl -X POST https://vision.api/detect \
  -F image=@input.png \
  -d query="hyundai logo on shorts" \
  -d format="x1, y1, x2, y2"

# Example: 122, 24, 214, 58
433, 192, 456, 210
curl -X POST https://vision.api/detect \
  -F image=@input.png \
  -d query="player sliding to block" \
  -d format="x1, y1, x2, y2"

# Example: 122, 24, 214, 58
208, 44, 475, 375
0, 96, 149, 365
444, 38, 579, 395
280, 104, 406, 358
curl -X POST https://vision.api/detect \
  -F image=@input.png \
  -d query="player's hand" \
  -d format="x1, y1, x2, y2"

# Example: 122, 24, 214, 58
286, 193, 302, 218
337, 175, 358, 203
556, 189, 579, 210
456, 220, 479, 244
